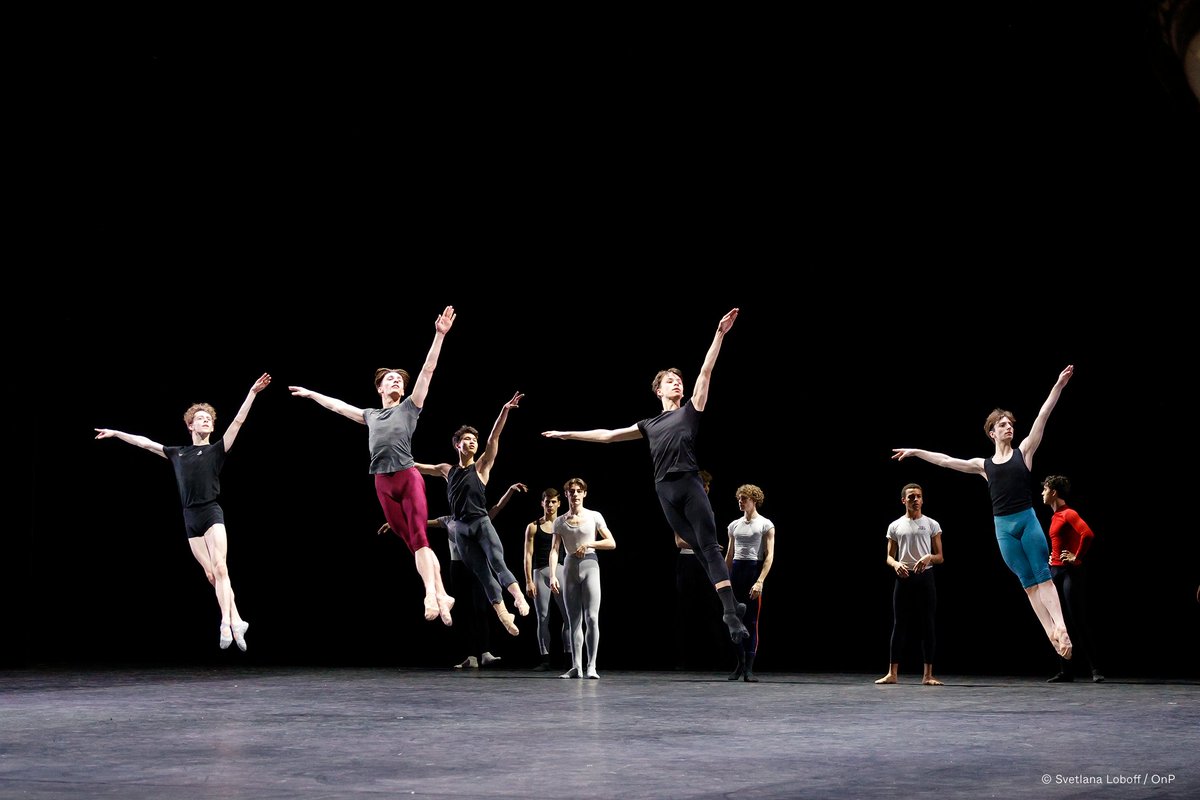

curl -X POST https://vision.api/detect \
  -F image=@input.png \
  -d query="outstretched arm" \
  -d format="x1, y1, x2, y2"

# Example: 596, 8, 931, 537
94, 428, 167, 459
476, 392, 522, 482
1020, 365, 1074, 465
415, 461, 452, 480
288, 385, 366, 423
409, 305, 456, 409
892, 448, 986, 476
223, 372, 272, 452
542, 425, 642, 443
691, 307, 738, 412
489, 482, 527, 519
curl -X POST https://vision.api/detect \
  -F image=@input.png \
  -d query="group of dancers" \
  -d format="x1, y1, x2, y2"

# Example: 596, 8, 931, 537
95, 305, 1093, 682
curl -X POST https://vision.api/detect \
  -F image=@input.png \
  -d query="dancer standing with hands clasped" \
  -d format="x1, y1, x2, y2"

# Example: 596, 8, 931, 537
893, 365, 1075, 660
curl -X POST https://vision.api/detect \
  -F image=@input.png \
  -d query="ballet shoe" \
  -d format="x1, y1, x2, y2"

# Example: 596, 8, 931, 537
1047, 672, 1074, 683
481, 652, 501, 666
231, 621, 249, 652
423, 597, 440, 621
438, 595, 455, 626
454, 656, 479, 669
496, 607, 519, 636
1055, 629, 1073, 660
219, 623, 233, 650
586, 666, 600, 679
724, 605, 749, 643
559, 667, 580, 679
514, 594, 531, 617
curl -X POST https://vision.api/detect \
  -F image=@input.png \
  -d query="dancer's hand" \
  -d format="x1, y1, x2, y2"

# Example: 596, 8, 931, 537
435, 305, 456, 334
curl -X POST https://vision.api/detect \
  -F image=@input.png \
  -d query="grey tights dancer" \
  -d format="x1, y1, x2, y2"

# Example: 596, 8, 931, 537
561, 554, 602, 678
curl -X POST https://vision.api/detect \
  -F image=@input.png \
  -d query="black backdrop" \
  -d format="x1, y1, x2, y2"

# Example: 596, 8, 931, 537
9, 12, 1199, 677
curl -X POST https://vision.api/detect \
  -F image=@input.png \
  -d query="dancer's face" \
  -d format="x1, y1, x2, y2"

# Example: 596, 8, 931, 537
378, 371, 406, 399
189, 411, 214, 436
456, 432, 478, 456
903, 488, 923, 514
657, 372, 684, 400
990, 417, 1015, 443
542, 495, 560, 516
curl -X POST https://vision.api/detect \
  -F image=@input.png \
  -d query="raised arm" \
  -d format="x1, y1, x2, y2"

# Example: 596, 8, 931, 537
223, 372, 272, 452
1020, 365, 1074, 465
288, 385, 366, 423
476, 392, 522, 482
892, 448, 986, 476
541, 425, 642, 443
409, 305, 456, 409
489, 482, 527, 519
94, 428, 167, 458
691, 307, 738, 412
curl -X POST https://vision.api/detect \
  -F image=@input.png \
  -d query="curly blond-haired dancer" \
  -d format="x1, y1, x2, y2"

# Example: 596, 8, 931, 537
95, 372, 272, 651
724, 484, 774, 683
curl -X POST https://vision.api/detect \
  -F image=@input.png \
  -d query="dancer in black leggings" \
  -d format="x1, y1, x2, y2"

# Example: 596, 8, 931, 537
418, 392, 530, 636
875, 483, 943, 686
542, 308, 747, 642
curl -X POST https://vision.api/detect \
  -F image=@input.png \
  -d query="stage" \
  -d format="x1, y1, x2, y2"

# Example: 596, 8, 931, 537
2, 666, 1196, 799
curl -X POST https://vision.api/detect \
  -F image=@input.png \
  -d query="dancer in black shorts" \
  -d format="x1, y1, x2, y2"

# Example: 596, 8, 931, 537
95, 372, 271, 650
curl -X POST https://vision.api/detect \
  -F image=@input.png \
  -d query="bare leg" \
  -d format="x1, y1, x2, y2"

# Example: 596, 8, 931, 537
922, 664, 942, 686
1025, 581, 1072, 659
190, 525, 246, 649
875, 664, 899, 684
189, 526, 236, 625
414, 546, 454, 625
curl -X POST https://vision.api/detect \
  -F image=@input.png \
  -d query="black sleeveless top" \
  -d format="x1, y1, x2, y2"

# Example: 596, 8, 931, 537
531, 521, 555, 570
447, 463, 489, 522
983, 452, 1033, 516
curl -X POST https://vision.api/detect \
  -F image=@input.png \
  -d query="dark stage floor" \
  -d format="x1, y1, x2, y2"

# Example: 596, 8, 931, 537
2, 666, 1197, 799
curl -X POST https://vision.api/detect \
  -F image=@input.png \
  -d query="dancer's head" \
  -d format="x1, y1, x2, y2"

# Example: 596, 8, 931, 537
651, 368, 684, 401
736, 484, 764, 514
375, 368, 411, 398
984, 408, 1016, 443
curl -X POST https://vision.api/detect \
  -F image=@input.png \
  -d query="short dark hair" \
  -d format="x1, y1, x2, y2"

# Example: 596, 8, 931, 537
453, 425, 479, 446
1042, 475, 1071, 495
